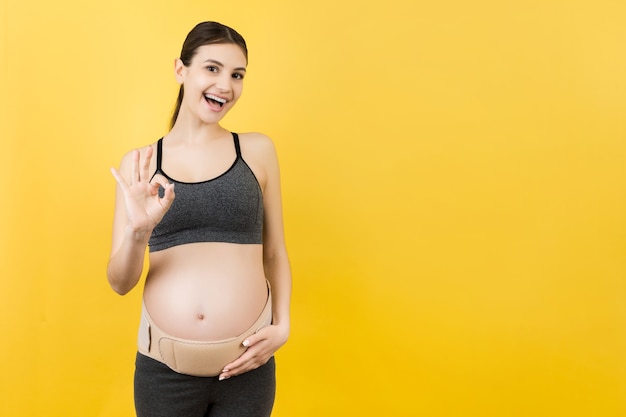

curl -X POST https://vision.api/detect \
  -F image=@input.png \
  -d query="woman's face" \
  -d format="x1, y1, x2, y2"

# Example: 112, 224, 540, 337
176, 43, 247, 125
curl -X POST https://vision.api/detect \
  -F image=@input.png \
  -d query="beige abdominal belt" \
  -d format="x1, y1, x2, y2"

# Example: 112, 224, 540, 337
137, 293, 272, 377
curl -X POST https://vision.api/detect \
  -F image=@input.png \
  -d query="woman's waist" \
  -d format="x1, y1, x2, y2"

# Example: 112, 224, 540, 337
148, 241, 263, 267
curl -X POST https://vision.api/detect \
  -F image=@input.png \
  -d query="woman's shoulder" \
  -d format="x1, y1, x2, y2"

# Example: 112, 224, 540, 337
236, 132, 280, 186
120, 139, 160, 157
237, 131, 274, 146
237, 132, 277, 159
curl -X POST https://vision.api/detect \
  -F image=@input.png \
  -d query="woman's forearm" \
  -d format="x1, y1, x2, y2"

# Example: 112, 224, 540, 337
264, 250, 292, 332
107, 227, 151, 295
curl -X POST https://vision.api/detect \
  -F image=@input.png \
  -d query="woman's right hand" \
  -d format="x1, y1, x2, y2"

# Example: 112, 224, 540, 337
110, 146, 175, 234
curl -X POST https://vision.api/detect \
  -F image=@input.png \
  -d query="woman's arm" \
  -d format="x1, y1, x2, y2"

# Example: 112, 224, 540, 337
219, 133, 292, 380
263, 138, 291, 343
107, 146, 175, 295
261, 138, 292, 342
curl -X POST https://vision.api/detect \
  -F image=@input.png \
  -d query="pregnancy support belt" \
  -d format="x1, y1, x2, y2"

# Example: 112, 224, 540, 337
137, 286, 272, 377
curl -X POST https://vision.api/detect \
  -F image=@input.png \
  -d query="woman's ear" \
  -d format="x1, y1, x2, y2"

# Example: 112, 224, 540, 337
174, 58, 185, 84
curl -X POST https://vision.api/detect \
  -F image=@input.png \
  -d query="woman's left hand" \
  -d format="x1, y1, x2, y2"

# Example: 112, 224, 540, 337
218, 324, 289, 380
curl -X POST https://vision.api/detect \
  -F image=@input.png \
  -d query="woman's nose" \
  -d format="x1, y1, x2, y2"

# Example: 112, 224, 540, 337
215, 75, 231, 92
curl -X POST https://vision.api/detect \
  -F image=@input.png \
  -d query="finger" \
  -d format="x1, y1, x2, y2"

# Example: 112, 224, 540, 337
149, 174, 176, 208
220, 352, 269, 380
141, 145, 153, 183
220, 339, 269, 377
130, 149, 140, 185
110, 167, 129, 191
149, 175, 172, 195
241, 326, 271, 348
147, 173, 167, 196
221, 343, 256, 373
150, 173, 170, 188
219, 356, 249, 380
219, 334, 261, 374
241, 334, 257, 348
219, 332, 268, 378
161, 183, 176, 209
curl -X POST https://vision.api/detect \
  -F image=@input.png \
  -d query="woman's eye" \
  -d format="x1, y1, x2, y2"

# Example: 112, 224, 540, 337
206, 66, 218, 72
232, 73, 244, 80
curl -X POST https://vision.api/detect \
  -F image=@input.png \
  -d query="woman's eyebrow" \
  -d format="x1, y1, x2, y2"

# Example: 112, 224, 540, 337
203, 59, 246, 72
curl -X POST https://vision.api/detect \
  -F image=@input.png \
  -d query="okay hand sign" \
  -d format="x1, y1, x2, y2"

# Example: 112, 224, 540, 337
110, 146, 175, 233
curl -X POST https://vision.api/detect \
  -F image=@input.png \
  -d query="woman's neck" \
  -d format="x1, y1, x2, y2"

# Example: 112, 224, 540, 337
167, 113, 229, 144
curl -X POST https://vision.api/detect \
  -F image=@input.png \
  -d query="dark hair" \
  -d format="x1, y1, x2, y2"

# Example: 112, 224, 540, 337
170, 21, 248, 129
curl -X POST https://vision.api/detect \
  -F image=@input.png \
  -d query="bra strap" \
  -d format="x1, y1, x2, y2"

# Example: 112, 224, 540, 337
156, 138, 163, 172
232, 132, 241, 158
149, 138, 163, 181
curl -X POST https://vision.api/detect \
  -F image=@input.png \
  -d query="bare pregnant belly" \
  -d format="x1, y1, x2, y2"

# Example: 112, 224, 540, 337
143, 242, 268, 341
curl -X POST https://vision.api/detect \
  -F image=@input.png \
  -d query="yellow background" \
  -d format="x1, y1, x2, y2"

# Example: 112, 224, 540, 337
1, 0, 625, 416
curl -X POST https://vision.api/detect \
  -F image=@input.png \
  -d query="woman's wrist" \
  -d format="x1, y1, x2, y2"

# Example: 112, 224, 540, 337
125, 224, 152, 244
272, 321, 290, 343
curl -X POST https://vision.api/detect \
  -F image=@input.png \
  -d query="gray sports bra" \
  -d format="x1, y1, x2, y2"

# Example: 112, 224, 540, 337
148, 133, 263, 252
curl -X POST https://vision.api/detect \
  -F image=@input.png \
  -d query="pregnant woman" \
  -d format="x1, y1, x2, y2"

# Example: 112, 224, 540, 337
107, 21, 291, 417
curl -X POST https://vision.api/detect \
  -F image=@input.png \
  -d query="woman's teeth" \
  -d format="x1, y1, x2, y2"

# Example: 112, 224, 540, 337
205, 94, 226, 107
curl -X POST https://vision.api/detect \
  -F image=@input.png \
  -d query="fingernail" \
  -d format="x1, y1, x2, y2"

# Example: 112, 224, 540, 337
242, 340, 250, 347
219, 376, 226, 381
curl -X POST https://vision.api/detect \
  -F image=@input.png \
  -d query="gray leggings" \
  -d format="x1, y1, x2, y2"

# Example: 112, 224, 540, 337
134, 352, 276, 417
